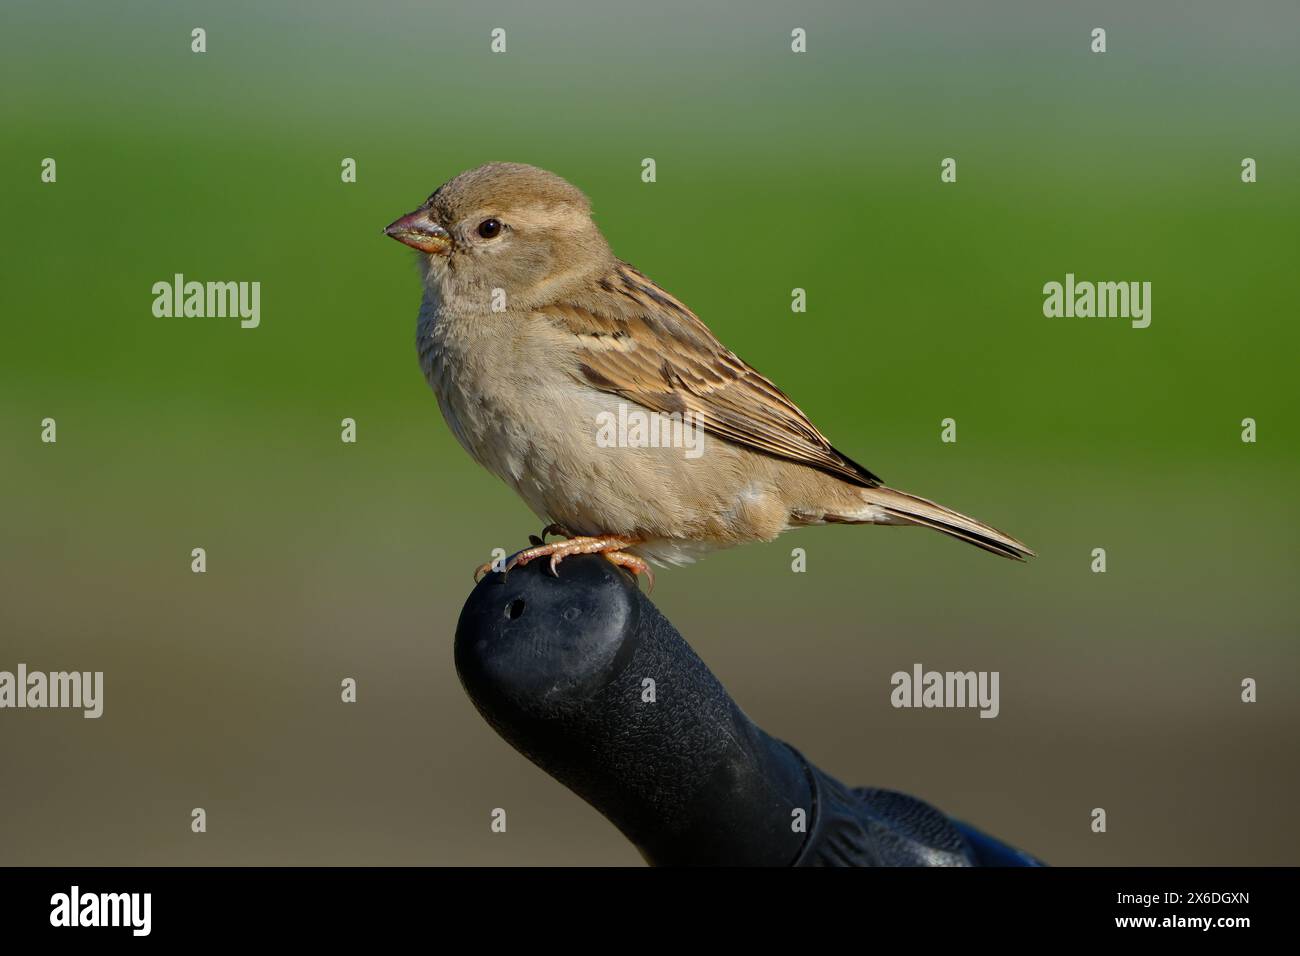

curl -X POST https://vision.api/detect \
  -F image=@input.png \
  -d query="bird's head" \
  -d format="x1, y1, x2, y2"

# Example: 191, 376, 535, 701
384, 162, 612, 310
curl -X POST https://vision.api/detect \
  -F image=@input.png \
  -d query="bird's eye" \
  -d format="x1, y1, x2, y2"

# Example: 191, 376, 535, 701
477, 218, 502, 239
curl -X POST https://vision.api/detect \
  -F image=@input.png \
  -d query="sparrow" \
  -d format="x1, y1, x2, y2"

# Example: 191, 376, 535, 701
385, 162, 1033, 586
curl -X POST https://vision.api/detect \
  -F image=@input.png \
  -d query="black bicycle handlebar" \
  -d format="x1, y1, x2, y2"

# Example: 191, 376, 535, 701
454, 555, 1043, 867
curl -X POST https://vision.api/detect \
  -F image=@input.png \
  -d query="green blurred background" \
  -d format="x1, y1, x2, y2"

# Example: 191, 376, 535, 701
2, 0, 1296, 865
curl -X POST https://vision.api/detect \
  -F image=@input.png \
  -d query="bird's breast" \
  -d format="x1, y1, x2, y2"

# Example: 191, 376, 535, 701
416, 301, 576, 502
413, 299, 795, 553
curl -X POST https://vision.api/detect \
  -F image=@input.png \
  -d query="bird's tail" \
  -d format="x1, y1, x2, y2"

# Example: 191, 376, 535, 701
858, 486, 1035, 561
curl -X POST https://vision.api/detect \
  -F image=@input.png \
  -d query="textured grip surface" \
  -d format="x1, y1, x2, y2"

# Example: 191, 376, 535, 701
454, 554, 1042, 867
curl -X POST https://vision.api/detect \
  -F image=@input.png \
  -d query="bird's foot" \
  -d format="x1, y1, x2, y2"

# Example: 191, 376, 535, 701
602, 549, 655, 593
473, 535, 653, 591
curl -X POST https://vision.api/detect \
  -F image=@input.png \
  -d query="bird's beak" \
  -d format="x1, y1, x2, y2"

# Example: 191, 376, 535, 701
383, 206, 451, 255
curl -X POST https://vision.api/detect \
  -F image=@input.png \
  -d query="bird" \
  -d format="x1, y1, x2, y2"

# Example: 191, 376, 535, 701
384, 162, 1033, 587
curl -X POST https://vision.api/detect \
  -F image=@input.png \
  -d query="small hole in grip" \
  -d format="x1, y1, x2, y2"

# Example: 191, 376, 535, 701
505, 599, 526, 620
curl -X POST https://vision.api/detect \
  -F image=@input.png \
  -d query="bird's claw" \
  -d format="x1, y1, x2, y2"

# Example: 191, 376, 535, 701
472, 535, 652, 590
603, 550, 655, 592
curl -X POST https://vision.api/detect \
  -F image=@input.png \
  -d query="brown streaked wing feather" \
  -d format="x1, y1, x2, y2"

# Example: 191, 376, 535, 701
538, 262, 881, 488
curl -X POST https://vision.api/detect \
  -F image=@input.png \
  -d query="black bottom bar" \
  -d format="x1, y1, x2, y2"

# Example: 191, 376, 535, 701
0, 866, 1285, 940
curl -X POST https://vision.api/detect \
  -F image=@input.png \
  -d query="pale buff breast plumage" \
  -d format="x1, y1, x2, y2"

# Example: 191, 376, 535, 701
416, 294, 801, 565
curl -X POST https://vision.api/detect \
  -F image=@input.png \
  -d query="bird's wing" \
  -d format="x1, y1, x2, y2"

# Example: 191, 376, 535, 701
537, 261, 881, 488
